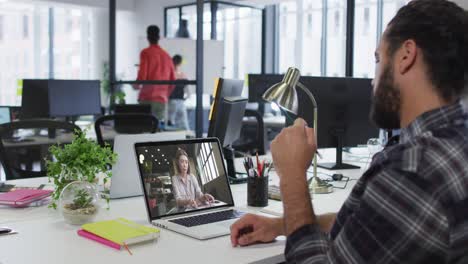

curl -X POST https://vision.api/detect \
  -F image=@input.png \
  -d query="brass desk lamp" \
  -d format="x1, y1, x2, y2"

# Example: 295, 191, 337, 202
262, 67, 333, 194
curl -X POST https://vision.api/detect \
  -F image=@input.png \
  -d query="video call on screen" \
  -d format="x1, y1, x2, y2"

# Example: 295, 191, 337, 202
136, 142, 233, 218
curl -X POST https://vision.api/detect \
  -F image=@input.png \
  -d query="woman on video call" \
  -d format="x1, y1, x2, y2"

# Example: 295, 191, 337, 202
171, 148, 215, 209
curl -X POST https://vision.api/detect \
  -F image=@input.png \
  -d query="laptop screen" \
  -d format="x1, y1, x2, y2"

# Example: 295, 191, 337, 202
0, 107, 11, 124
135, 138, 234, 220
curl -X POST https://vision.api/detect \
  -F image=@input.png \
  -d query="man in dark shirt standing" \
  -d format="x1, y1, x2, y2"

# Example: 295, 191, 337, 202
134, 25, 175, 123
231, 0, 468, 263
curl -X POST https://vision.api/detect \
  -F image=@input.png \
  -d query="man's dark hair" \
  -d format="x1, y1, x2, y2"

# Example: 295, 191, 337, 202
385, 0, 468, 100
147, 25, 160, 44
173, 54, 183, 66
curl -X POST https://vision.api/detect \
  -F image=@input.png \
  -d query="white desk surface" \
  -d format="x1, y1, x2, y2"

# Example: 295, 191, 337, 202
0, 148, 370, 264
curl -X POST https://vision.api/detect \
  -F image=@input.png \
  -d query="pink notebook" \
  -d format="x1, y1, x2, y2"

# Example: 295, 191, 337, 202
77, 229, 121, 250
0, 189, 52, 207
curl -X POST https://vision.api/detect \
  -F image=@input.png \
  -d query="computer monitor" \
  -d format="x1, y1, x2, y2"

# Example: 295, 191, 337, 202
21, 79, 50, 119
248, 74, 379, 170
208, 78, 246, 183
212, 97, 248, 183
248, 74, 282, 103
0, 106, 11, 124
48, 80, 101, 117
114, 104, 151, 114
208, 78, 244, 137
113, 104, 153, 133
298, 76, 379, 169
210, 97, 247, 148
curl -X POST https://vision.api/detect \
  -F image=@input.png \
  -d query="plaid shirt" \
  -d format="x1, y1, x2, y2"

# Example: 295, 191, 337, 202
285, 102, 468, 263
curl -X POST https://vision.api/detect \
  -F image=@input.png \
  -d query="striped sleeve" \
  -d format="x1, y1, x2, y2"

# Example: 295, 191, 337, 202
285, 166, 449, 263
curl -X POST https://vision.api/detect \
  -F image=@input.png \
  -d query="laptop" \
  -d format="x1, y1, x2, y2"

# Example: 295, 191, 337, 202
110, 132, 186, 199
135, 138, 246, 240
0, 106, 11, 124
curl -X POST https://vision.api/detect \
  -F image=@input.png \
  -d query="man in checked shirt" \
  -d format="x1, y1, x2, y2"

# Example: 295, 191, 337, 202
230, 0, 468, 263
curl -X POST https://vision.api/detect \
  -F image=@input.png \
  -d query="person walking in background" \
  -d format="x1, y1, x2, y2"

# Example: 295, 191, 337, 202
134, 25, 175, 123
168, 55, 190, 130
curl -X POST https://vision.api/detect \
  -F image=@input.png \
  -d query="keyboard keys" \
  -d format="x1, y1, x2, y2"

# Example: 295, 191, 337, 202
170, 209, 245, 227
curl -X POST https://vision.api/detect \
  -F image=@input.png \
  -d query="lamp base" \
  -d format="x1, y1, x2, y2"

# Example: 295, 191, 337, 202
309, 176, 333, 194
317, 162, 360, 170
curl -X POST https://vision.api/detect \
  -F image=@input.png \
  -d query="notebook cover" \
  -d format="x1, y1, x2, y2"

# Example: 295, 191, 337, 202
82, 218, 160, 245
0, 189, 52, 206
77, 229, 121, 250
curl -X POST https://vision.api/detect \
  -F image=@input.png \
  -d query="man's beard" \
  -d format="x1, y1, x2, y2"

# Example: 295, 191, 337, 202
369, 64, 401, 129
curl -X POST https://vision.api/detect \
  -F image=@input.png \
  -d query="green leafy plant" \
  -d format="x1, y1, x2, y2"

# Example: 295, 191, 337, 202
47, 130, 117, 209
69, 189, 93, 210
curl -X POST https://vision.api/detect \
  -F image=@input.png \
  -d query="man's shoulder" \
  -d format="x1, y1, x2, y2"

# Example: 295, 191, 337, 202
373, 127, 468, 194
383, 129, 466, 165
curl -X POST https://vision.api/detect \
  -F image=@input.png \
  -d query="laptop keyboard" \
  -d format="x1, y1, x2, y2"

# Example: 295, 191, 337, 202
169, 209, 245, 227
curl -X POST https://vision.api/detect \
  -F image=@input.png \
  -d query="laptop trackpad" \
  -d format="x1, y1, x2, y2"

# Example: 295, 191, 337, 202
216, 219, 236, 228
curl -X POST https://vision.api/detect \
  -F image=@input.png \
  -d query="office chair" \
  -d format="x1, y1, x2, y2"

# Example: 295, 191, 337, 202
232, 109, 267, 155
0, 119, 81, 180
94, 113, 159, 148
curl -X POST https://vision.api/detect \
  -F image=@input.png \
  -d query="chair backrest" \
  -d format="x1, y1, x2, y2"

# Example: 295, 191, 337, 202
0, 119, 81, 180
94, 113, 159, 148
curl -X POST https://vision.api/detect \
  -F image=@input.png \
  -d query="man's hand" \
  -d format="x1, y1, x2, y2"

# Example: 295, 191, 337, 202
271, 118, 316, 184
271, 118, 317, 235
230, 214, 284, 247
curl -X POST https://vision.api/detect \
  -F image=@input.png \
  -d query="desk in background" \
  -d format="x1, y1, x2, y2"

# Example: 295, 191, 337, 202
0, 149, 369, 264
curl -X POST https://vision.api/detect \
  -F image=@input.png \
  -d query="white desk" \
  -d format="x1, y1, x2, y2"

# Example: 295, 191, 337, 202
0, 149, 370, 264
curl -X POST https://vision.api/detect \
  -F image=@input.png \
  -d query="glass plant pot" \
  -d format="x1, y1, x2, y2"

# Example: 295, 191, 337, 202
59, 181, 100, 225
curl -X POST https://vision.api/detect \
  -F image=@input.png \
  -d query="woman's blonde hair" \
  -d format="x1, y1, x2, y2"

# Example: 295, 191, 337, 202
175, 148, 191, 174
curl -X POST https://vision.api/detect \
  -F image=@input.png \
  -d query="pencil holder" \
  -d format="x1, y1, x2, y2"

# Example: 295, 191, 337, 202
247, 176, 269, 207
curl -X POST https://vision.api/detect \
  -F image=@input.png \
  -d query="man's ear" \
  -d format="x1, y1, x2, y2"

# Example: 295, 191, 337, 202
397, 39, 417, 74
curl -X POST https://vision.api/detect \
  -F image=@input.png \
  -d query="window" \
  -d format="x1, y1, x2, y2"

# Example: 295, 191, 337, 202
180, 3, 212, 40
363, 7, 370, 35
23, 15, 28, 39
302, 0, 323, 76
166, 8, 179, 38
353, 0, 377, 78
278, 0, 346, 77
353, 0, 409, 78
0, 15, 4, 41
326, 0, 346, 77
198, 143, 219, 185
278, 1, 297, 74
165, 2, 262, 80
0, 2, 99, 106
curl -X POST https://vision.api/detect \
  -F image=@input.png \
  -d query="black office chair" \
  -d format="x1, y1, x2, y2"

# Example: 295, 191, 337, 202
0, 119, 81, 180
233, 109, 267, 155
94, 113, 159, 148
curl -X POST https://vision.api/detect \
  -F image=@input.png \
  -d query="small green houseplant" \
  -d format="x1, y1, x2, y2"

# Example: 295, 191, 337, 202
60, 181, 100, 225
47, 130, 117, 210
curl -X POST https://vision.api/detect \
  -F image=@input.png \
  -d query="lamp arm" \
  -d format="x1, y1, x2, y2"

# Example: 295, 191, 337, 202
296, 82, 318, 132
297, 82, 319, 191
297, 82, 317, 109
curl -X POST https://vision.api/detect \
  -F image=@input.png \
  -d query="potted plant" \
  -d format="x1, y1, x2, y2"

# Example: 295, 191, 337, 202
59, 181, 100, 225
47, 130, 117, 213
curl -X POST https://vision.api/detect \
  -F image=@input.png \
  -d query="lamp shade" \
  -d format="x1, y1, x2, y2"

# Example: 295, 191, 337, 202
262, 67, 300, 114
